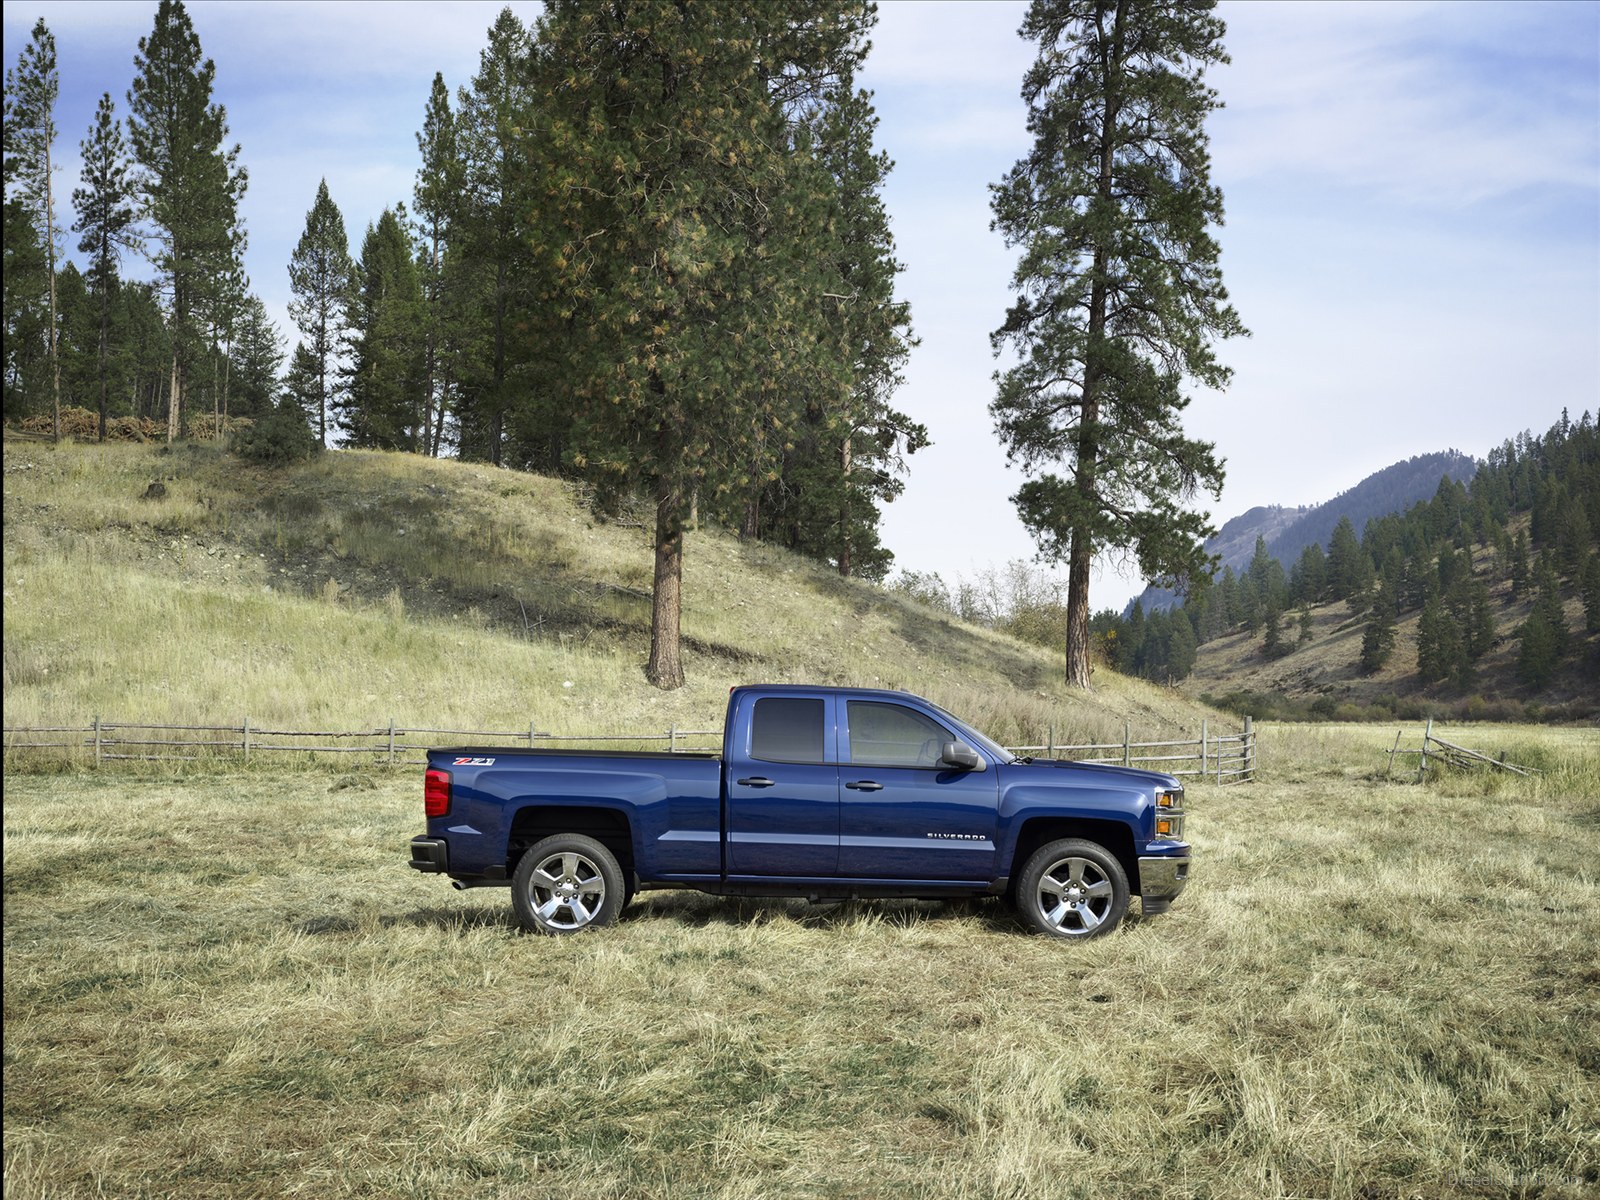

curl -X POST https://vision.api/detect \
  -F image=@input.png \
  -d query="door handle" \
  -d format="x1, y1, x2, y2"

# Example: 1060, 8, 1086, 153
736, 776, 776, 788
844, 780, 883, 791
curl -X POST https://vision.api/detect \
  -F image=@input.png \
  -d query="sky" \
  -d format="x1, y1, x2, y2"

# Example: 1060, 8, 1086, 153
5, 0, 1598, 612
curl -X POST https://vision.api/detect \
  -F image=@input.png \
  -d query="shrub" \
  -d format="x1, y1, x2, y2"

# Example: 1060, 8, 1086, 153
232, 403, 320, 466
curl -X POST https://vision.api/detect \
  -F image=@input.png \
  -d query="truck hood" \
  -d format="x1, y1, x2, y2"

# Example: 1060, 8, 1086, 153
1017, 758, 1181, 790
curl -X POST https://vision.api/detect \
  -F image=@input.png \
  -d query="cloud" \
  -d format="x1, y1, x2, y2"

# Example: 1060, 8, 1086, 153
1213, 0, 1600, 207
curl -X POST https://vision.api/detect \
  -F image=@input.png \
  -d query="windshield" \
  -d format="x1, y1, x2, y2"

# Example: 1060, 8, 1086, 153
924, 700, 1016, 766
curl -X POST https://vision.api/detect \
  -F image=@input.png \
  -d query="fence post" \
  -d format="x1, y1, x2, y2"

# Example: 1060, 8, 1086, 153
669, 725, 678, 753
1048, 724, 1055, 759
529, 720, 536, 750
94, 715, 102, 767
388, 717, 396, 766
1419, 717, 1433, 781
243, 716, 250, 763
1123, 721, 1131, 768
1244, 716, 1254, 781
1386, 730, 1402, 778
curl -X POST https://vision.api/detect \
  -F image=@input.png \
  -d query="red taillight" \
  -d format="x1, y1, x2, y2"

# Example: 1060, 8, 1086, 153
424, 769, 452, 819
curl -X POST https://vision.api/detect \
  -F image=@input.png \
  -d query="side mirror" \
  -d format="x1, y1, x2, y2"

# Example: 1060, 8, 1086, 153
941, 741, 981, 770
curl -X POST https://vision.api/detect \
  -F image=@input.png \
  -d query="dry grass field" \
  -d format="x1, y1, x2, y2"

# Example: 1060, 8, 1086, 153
5, 724, 1597, 1199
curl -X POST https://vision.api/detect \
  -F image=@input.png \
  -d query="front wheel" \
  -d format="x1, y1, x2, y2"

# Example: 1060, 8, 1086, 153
511, 834, 624, 935
1015, 838, 1129, 940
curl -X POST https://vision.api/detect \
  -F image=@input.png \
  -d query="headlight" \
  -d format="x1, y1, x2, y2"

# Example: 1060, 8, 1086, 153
1154, 789, 1184, 839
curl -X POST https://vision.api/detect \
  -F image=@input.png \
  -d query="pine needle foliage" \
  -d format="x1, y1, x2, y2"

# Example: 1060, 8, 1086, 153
528, 0, 876, 688
990, 0, 1245, 689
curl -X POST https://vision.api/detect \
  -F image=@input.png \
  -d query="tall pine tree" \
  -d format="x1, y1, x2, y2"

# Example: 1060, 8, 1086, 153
4, 19, 62, 438
529, 0, 872, 687
71, 93, 139, 441
990, 0, 1244, 688
286, 179, 353, 446
127, 0, 247, 442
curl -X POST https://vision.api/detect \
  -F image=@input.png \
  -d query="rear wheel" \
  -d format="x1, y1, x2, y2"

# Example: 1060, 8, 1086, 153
1015, 838, 1129, 940
511, 834, 624, 935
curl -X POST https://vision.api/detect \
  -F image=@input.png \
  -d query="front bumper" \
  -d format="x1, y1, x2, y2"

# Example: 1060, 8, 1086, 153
409, 837, 449, 873
1137, 854, 1191, 915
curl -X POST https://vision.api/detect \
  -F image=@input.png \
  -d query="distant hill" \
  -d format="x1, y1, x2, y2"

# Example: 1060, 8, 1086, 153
1131, 450, 1479, 614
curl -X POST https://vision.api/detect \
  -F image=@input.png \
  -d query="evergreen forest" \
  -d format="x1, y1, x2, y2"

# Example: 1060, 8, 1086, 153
1087, 411, 1600, 708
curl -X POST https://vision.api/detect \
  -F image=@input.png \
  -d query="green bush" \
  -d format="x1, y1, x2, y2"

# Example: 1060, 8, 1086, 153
231, 403, 320, 466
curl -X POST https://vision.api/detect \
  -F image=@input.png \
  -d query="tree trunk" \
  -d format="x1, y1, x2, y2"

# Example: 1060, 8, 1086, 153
645, 466, 686, 690
97, 288, 109, 442
167, 352, 180, 444
423, 224, 438, 455
741, 490, 759, 541
1061, 3, 1128, 690
838, 434, 853, 577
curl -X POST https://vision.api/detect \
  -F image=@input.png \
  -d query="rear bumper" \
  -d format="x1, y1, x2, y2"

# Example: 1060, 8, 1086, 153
1137, 854, 1191, 915
409, 837, 449, 873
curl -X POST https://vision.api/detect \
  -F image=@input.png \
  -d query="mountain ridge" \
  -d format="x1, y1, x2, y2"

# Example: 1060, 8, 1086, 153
1130, 449, 1479, 614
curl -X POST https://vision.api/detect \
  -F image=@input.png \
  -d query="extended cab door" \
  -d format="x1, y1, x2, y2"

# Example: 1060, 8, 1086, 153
837, 698, 999, 881
724, 692, 840, 878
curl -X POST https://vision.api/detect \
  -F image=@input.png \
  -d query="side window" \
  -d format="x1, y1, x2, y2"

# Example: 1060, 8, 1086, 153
847, 702, 949, 768
750, 697, 826, 763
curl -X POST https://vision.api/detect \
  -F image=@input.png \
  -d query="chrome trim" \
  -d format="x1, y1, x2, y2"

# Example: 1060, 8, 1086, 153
1138, 854, 1190, 902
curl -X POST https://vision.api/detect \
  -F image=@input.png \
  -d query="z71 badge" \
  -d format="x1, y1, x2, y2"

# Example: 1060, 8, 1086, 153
452, 756, 496, 766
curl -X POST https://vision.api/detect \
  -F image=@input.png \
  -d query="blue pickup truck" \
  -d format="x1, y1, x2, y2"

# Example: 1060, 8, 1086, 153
409, 685, 1190, 940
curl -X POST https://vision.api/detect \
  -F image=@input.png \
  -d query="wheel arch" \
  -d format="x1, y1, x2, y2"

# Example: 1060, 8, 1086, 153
507, 803, 636, 881
1009, 816, 1140, 897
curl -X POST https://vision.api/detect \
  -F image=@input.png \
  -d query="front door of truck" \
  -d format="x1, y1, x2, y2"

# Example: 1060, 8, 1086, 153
837, 699, 999, 881
725, 692, 840, 878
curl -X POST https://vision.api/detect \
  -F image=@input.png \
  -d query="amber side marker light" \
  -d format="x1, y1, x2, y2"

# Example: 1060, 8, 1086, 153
424, 769, 452, 818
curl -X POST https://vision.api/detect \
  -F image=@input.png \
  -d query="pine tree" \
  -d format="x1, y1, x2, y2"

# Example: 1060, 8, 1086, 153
286, 179, 353, 446
1261, 601, 1291, 660
989, 0, 1242, 689
751, 78, 922, 578
453, 9, 537, 467
5, 19, 62, 437
71, 93, 140, 441
1325, 516, 1366, 600
1510, 529, 1531, 599
1516, 608, 1561, 690
127, 0, 247, 442
1583, 552, 1600, 635
344, 206, 425, 449
528, 0, 873, 688
227, 295, 282, 419
413, 72, 460, 458
1415, 596, 1460, 685
1360, 595, 1396, 674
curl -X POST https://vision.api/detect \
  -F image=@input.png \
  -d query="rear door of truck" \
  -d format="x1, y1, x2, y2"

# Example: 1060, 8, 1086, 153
723, 690, 840, 878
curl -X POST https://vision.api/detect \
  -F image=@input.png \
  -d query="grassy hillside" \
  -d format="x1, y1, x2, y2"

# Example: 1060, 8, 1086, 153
1184, 548, 1597, 720
3, 439, 1222, 753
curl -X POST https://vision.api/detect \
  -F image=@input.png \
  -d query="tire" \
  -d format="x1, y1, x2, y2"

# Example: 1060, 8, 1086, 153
1015, 838, 1129, 940
511, 833, 625, 935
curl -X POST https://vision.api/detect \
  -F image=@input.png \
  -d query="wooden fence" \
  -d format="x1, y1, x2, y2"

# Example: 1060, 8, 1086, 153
3, 715, 1257, 781
1007, 716, 1256, 784
1386, 718, 1539, 781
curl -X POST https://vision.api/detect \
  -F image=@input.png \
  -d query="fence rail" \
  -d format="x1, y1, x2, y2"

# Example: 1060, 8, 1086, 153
1006, 716, 1255, 784
5, 715, 1257, 781
1386, 719, 1539, 781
